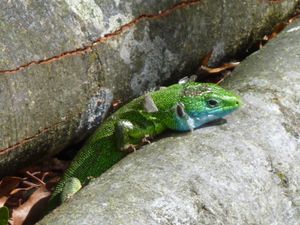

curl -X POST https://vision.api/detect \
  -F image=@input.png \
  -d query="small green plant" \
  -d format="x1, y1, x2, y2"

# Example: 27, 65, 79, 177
0, 206, 9, 225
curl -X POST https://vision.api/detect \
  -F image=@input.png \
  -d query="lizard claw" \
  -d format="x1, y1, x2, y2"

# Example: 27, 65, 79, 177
142, 135, 152, 145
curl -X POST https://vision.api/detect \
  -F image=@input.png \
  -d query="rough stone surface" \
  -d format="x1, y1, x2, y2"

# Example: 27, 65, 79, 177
0, 0, 299, 175
39, 18, 300, 224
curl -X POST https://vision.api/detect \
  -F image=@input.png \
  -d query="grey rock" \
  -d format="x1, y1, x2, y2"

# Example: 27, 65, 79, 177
0, 1, 299, 175
39, 17, 300, 224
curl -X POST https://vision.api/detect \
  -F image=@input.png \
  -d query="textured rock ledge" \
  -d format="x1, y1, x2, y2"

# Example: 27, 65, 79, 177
0, 0, 299, 175
39, 17, 300, 225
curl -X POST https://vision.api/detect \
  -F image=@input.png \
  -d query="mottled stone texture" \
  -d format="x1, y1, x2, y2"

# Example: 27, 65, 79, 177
0, 0, 299, 175
39, 18, 300, 225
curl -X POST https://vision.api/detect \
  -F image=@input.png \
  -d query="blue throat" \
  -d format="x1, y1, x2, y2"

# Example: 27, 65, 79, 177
175, 108, 235, 131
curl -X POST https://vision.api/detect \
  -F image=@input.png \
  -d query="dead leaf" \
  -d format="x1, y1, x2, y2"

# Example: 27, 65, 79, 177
201, 62, 240, 74
12, 186, 51, 225
0, 177, 23, 207
201, 50, 213, 67
112, 99, 122, 110
216, 70, 232, 84
266, 22, 287, 41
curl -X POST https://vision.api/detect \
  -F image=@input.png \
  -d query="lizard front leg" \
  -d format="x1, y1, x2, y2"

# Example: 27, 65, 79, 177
115, 120, 140, 152
114, 110, 165, 152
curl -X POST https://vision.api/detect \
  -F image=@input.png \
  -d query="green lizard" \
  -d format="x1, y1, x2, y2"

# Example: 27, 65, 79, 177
49, 79, 242, 209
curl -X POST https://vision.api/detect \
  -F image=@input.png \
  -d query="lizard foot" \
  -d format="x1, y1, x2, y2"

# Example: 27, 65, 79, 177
121, 144, 137, 153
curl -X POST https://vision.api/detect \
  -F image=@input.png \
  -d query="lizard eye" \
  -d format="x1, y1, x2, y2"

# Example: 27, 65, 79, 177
207, 99, 219, 108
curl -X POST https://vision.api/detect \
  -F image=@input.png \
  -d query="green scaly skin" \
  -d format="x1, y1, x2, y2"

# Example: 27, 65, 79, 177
48, 81, 242, 210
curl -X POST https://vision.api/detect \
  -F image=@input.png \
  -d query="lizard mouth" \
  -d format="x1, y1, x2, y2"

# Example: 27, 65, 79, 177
210, 102, 241, 114
223, 104, 240, 112
221, 97, 242, 112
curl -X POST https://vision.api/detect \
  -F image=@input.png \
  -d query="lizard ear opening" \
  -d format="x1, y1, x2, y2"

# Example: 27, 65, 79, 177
176, 103, 186, 118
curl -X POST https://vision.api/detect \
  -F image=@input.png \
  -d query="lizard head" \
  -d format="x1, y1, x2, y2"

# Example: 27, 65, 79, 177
167, 82, 242, 131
